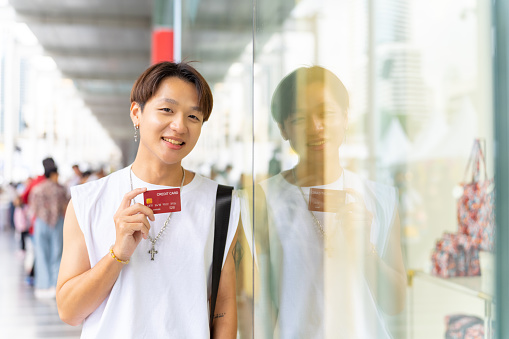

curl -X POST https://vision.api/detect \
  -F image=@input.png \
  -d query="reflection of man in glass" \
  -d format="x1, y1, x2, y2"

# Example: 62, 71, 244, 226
255, 66, 406, 338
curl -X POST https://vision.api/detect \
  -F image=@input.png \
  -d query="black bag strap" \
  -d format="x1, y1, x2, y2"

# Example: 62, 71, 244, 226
210, 184, 233, 328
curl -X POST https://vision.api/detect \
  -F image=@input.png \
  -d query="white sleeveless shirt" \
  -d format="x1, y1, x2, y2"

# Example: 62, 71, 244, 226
256, 170, 397, 338
71, 166, 240, 339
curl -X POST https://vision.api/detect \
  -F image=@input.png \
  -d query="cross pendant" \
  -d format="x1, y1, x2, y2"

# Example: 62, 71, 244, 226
148, 244, 158, 261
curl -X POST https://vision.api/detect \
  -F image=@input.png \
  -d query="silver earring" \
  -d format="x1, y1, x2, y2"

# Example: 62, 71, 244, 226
134, 125, 139, 142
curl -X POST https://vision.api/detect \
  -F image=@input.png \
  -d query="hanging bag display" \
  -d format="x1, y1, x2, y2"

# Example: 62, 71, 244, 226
457, 139, 495, 252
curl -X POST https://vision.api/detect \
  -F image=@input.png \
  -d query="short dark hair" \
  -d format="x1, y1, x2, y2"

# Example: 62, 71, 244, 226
42, 157, 56, 171
42, 157, 57, 178
270, 66, 349, 124
130, 61, 213, 122
44, 168, 58, 178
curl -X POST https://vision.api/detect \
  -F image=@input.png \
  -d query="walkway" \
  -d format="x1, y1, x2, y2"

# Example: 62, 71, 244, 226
0, 228, 81, 338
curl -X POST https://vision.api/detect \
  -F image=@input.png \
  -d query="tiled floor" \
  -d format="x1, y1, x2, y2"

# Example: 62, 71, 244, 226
0, 228, 81, 339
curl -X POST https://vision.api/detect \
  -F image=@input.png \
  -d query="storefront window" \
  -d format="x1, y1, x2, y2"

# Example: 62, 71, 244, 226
182, 0, 495, 337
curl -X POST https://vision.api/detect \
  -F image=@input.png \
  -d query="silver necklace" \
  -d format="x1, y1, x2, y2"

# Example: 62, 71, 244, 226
129, 166, 185, 261
292, 168, 326, 238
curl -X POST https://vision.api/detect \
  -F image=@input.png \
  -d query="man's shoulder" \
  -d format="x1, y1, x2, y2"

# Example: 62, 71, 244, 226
71, 167, 127, 202
189, 173, 219, 194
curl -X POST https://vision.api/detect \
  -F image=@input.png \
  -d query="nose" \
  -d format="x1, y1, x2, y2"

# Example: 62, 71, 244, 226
170, 113, 188, 134
308, 114, 324, 133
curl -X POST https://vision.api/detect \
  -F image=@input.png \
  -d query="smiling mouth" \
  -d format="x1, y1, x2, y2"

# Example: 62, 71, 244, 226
307, 140, 325, 146
162, 137, 184, 145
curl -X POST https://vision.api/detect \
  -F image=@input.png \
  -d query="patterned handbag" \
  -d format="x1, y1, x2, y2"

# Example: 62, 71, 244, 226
431, 232, 480, 277
457, 139, 495, 252
431, 233, 459, 278
445, 314, 484, 339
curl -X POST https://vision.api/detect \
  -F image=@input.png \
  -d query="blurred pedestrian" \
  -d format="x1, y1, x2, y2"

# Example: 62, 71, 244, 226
66, 164, 82, 195
13, 196, 30, 251
6, 182, 18, 229
30, 159, 69, 299
80, 170, 91, 184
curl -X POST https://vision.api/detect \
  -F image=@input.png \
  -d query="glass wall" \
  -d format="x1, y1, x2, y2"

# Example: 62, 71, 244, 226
184, 0, 496, 338
2, 0, 500, 337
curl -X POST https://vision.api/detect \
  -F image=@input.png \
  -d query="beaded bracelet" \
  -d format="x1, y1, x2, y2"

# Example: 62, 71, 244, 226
109, 246, 130, 264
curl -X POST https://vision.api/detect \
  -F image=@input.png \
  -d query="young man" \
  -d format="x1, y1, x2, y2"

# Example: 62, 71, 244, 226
56, 62, 239, 338
253, 66, 406, 338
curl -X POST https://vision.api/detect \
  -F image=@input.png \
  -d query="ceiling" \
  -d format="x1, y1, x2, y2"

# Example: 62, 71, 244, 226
8, 0, 293, 162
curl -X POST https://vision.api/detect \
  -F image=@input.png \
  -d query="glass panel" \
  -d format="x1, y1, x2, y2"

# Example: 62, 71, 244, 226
181, 0, 495, 337
180, 1, 255, 337
252, 0, 494, 338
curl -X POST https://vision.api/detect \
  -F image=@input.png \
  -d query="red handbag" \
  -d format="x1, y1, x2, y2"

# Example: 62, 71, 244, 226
457, 139, 495, 252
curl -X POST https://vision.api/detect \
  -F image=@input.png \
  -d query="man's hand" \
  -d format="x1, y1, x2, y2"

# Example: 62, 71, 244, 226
112, 188, 155, 261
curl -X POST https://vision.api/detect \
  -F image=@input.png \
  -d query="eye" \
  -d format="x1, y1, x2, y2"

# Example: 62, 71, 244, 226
160, 107, 173, 113
188, 114, 202, 122
290, 117, 305, 124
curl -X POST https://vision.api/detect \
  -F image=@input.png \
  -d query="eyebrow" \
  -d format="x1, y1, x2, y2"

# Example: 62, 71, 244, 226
158, 98, 201, 112
294, 101, 341, 113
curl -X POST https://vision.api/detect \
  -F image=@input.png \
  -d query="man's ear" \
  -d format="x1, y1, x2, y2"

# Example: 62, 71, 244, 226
130, 102, 141, 126
277, 122, 289, 141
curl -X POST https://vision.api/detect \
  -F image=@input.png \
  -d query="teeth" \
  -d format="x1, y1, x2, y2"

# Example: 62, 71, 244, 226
309, 141, 325, 146
162, 137, 183, 145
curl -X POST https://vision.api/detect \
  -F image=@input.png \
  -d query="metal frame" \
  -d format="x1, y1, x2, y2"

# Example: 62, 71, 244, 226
494, 0, 509, 337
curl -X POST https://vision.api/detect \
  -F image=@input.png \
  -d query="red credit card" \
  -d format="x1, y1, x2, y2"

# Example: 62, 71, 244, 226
143, 188, 181, 214
308, 188, 346, 212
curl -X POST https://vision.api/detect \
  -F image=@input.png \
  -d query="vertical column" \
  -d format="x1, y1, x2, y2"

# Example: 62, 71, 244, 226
3, 30, 15, 183
494, 0, 509, 337
367, 0, 378, 179
152, 0, 181, 64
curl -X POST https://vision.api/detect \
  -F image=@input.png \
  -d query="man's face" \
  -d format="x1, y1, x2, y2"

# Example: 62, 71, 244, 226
280, 82, 348, 162
131, 77, 204, 166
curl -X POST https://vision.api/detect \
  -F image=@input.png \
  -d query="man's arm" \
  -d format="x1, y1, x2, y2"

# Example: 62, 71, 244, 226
338, 189, 406, 315
56, 200, 125, 325
56, 189, 153, 325
211, 229, 239, 339
364, 212, 406, 315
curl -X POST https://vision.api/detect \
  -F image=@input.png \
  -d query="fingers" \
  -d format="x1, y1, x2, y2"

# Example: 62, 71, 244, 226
122, 203, 155, 222
112, 218, 151, 260
114, 202, 154, 243
118, 188, 148, 212
117, 214, 151, 239
125, 221, 151, 240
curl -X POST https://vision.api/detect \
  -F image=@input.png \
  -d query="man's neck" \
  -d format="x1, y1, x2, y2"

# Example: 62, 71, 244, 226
131, 156, 184, 187
293, 157, 343, 186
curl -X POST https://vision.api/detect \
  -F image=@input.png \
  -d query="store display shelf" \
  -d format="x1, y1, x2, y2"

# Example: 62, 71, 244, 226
407, 269, 493, 303
408, 269, 494, 339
